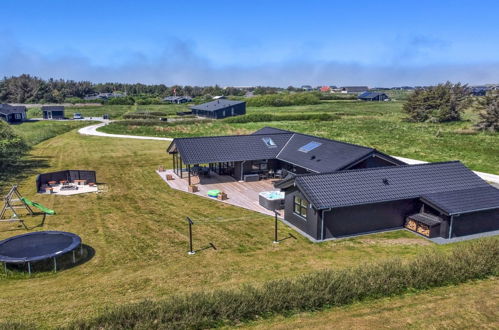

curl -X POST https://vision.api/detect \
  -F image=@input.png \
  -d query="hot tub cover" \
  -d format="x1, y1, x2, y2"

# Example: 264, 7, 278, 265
0, 231, 81, 263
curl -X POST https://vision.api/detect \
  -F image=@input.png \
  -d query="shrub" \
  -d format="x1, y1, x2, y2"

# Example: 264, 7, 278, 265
475, 92, 499, 132
68, 238, 498, 329
403, 82, 470, 122
0, 121, 29, 172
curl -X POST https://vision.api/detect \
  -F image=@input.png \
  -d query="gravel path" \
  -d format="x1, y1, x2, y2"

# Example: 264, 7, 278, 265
77, 121, 498, 183
78, 119, 173, 141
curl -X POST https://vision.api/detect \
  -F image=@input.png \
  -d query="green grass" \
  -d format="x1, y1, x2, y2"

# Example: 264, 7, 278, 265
0, 129, 469, 328
98, 101, 499, 173
27, 104, 190, 120
11, 120, 95, 146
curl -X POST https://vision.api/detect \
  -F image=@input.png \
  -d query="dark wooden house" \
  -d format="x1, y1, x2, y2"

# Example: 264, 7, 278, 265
190, 99, 246, 119
41, 106, 65, 120
0, 104, 27, 123
275, 161, 499, 241
358, 92, 389, 101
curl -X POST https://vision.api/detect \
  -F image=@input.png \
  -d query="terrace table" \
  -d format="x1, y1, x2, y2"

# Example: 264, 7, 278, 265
48, 181, 57, 186
59, 180, 68, 185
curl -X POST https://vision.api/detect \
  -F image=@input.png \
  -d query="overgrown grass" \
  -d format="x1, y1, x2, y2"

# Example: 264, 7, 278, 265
223, 112, 338, 123
67, 238, 498, 329
11, 120, 95, 146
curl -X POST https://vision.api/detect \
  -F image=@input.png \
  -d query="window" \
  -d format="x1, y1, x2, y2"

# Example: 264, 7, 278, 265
298, 141, 322, 153
262, 137, 277, 148
293, 195, 309, 219
14, 113, 21, 119
251, 160, 267, 171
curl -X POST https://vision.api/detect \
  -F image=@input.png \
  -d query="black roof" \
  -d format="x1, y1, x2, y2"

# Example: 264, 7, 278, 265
251, 127, 291, 135
41, 106, 65, 111
0, 104, 26, 115
292, 161, 490, 210
358, 92, 387, 99
407, 213, 442, 227
421, 186, 499, 215
190, 99, 245, 112
168, 133, 293, 164
276, 133, 373, 172
168, 128, 386, 171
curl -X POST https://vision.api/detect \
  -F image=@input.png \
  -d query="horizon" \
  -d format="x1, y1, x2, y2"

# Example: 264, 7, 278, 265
1, 1, 499, 87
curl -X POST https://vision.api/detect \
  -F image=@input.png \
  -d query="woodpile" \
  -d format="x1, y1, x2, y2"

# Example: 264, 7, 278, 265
417, 224, 430, 237
405, 219, 417, 231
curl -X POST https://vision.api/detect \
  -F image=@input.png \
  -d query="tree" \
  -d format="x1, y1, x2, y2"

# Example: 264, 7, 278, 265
475, 92, 499, 132
403, 82, 470, 122
0, 121, 29, 172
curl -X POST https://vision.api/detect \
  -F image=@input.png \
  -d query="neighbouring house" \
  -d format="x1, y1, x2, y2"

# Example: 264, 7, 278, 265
166, 127, 499, 242
471, 86, 488, 96
301, 85, 313, 91
41, 106, 65, 120
275, 161, 499, 241
190, 99, 246, 119
358, 92, 390, 101
340, 86, 369, 94
320, 86, 331, 92
0, 104, 27, 123
163, 96, 193, 104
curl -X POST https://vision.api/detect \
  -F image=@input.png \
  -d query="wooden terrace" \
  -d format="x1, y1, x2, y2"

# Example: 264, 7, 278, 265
157, 169, 281, 216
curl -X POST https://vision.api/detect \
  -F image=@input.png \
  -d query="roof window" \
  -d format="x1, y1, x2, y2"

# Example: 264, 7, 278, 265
298, 141, 322, 153
262, 137, 277, 148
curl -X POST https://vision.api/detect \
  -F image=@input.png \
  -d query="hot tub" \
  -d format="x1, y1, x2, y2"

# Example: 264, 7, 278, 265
259, 191, 285, 210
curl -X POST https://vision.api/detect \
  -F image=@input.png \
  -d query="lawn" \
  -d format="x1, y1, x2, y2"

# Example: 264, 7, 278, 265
11, 120, 93, 146
98, 101, 499, 174
0, 129, 470, 328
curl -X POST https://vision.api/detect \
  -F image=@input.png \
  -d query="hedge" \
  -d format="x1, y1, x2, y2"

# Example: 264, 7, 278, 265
66, 238, 498, 329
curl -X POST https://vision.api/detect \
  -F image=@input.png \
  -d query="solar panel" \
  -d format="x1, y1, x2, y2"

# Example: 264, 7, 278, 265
262, 137, 277, 148
298, 141, 322, 153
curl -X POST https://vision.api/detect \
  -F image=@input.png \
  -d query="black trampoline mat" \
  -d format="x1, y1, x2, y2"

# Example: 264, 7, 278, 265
0, 231, 81, 263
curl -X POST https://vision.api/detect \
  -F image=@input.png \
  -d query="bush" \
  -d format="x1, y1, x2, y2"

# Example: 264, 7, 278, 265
68, 238, 498, 329
403, 82, 470, 122
0, 121, 29, 172
105, 96, 135, 105
246, 93, 320, 107
475, 92, 499, 132
224, 113, 337, 123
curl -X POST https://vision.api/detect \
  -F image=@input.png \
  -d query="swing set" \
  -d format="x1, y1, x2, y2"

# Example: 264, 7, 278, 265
0, 185, 55, 229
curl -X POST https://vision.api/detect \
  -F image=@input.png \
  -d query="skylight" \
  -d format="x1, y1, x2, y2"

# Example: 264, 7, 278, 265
298, 141, 322, 153
262, 137, 277, 148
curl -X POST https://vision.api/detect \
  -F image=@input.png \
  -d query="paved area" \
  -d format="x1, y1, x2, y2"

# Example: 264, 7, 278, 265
429, 229, 499, 244
40, 184, 99, 196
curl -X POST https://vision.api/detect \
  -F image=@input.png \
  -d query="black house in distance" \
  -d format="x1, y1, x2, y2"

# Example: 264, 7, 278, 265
190, 99, 246, 119
167, 127, 499, 242
0, 104, 27, 123
41, 106, 65, 120
358, 92, 389, 101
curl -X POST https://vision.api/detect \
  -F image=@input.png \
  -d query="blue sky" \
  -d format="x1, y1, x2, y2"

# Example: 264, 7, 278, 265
1, 0, 498, 86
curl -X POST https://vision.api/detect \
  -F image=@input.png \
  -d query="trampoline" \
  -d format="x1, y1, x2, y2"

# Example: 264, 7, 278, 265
0, 231, 82, 274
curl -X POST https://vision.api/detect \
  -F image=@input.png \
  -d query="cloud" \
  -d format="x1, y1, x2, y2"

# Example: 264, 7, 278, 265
1, 34, 498, 87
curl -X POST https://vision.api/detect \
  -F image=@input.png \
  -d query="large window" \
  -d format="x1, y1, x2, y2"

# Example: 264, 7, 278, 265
251, 160, 268, 171
293, 195, 308, 219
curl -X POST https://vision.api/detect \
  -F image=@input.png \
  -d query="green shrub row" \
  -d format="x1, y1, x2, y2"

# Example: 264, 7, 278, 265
224, 113, 338, 123
67, 238, 498, 329
122, 111, 167, 119
246, 93, 320, 107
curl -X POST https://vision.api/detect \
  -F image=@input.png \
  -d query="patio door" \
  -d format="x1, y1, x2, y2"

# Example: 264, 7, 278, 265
47, 111, 52, 119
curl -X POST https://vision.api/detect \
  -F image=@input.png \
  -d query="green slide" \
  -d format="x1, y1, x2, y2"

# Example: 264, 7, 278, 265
20, 197, 56, 215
